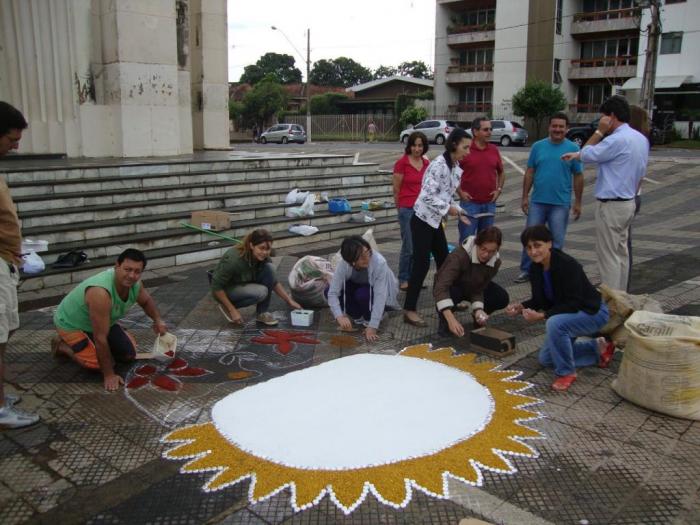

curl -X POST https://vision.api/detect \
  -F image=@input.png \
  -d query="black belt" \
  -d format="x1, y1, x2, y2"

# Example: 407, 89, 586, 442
597, 197, 633, 203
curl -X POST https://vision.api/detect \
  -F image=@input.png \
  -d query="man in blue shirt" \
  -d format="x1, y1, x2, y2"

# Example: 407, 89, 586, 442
515, 113, 583, 283
562, 95, 648, 291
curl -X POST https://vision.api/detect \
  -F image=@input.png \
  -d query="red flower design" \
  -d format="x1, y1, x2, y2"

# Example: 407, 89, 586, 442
251, 330, 320, 355
127, 356, 210, 391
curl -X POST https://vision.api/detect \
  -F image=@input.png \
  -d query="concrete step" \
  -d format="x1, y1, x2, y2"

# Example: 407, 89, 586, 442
36, 206, 398, 262
19, 216, 399, 292
22, 192, 395, 244
18, 179, 394, 228
13, 170, 390, 212
2, 154, 355, 184
8, 162, 378, 197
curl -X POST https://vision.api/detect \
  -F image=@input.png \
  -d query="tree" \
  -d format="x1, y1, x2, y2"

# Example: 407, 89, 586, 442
239, 52, 302, 85
397, 60, 433, 79
309, 57, 372, 87
373, 65, 397, 79
240, 75, 288, 128
399, 106, 428, 131
511, 80, 567, 139
309, 93, 349, 115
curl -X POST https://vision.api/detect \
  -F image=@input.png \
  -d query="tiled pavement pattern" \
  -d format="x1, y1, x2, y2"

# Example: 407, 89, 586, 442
1, 155, 700, 524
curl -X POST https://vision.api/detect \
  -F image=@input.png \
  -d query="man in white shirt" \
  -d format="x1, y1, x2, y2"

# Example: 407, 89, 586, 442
562, 96, 648, 291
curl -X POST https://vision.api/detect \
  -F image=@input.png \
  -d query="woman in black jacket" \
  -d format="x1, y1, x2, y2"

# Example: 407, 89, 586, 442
506, 225, 614, 391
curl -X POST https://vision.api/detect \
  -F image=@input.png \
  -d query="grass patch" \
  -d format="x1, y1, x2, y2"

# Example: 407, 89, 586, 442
661, 139, 700, 149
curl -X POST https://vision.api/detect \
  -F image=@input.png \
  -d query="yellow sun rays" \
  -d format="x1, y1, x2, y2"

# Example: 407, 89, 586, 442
161, 343, 544, 514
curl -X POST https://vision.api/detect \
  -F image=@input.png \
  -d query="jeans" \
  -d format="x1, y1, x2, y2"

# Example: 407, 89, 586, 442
458, 201, 496, 243
538, 302, 609, 377
404, 214, 448, 311
520, 202, 570, 274
225, 263, 276, 314
397, 207, 414, 283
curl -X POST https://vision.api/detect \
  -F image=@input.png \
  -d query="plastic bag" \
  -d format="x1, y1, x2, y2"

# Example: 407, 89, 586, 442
288, 255, 333, 308
285, 193, 316, 218
612, 311, 700, 420
288, 224, 319, 236
285, 188, 309, 205
21, 250, 45, 274
328, 198, 351, 214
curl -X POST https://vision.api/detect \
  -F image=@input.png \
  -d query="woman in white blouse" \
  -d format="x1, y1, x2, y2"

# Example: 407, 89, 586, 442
403, 128, 472, 327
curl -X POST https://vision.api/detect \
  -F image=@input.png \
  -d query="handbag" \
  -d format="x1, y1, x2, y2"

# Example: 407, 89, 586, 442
53, 250, 88, 269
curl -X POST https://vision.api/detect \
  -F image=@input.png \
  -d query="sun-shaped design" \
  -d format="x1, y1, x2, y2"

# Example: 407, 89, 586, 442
161, 344, 544, 514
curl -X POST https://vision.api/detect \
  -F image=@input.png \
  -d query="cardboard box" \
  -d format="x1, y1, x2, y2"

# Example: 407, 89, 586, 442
191, 210, 231, 231
470, 327, 516, 357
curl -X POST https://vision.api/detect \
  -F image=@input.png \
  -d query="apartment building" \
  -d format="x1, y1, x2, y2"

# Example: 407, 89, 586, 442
434, 0, 698, 130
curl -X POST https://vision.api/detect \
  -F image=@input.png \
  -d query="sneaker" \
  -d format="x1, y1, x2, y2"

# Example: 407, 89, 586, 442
3, 393, 20, 406
256, 313, 278, 326
514, 272, 529, 284
0, 405, 40, 429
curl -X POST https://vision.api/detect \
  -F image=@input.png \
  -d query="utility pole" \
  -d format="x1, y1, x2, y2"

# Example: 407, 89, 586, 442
306, 28, 311, 143
639, 0, 661, 118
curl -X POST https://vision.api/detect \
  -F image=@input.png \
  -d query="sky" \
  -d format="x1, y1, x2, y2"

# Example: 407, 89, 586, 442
227, 0, 436, 82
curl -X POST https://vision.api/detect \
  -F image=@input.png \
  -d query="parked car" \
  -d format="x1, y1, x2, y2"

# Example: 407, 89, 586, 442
400, 120, 462, 145
489, 120, 528, 146
567, 118, 662, 147
259, 124, 306, 144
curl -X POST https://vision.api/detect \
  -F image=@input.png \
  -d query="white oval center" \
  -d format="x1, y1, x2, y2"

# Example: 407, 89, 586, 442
212, 353, 493, 469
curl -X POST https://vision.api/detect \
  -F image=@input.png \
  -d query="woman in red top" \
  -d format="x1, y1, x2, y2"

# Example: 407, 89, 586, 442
393, 131, 429, 290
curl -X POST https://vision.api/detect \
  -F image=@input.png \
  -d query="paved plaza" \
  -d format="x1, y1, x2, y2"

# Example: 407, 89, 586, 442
1, 151, 700, 524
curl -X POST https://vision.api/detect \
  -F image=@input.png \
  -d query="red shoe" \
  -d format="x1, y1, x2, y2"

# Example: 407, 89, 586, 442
597, 338, 616, 368
551, 374, 577, 392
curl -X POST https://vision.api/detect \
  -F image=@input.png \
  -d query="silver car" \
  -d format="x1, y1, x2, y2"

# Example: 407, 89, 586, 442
489, 120, 528, 146
400, 120, 461, 145
259, 124, 306, 144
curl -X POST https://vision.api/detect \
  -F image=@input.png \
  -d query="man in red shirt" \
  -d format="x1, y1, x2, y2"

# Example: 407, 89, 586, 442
457, 117, 505, 243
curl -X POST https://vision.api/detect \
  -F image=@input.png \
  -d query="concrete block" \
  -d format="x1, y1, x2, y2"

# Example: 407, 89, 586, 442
119, 105, 152, 157
115, 11, 177, 65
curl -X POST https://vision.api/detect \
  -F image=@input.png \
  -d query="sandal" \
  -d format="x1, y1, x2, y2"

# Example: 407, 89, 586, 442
551, 374, 577, 392
403, 313, 427, 328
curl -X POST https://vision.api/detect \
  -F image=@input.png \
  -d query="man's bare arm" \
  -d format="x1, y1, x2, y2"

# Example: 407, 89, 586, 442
85, 287, 121, 390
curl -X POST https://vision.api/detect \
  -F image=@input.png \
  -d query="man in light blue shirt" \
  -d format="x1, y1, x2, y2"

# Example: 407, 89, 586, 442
562, 96, 648, 291
515, 113, 583, 283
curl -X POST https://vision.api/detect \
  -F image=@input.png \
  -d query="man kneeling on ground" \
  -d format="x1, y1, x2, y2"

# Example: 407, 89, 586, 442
52, 249, 167, 391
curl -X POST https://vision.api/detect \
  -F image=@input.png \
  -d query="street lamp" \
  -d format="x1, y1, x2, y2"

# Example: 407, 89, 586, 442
271, 26, 311, 142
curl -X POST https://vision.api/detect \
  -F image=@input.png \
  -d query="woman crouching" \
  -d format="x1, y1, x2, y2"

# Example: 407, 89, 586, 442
210, 229, 301, 326
434, 226, 509, 337
506, 225, 614, 391
327, 236, 399, 342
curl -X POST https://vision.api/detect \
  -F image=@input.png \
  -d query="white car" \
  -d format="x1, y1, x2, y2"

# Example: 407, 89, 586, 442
400, 120, 462, 145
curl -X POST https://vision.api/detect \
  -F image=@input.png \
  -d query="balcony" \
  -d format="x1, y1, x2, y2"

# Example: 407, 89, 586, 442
446, 64, 494, 84
571, 7, 641, 36
568, 56, 637, 81
446, 23, 495, 46
569, 104, 600, 121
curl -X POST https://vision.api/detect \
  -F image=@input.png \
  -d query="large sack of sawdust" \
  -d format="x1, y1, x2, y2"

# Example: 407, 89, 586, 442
288, 256, 333, 308
599, 284, 663, 347
612, 311, 700, 420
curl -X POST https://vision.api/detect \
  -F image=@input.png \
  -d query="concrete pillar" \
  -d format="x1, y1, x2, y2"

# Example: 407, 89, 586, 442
189, 0, 229, 150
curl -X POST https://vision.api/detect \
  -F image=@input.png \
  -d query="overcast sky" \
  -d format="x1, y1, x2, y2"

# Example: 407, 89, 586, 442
226, 0, 436, 82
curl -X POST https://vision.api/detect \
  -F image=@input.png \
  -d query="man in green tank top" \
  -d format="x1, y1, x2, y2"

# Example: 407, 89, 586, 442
53, 249, 167, 391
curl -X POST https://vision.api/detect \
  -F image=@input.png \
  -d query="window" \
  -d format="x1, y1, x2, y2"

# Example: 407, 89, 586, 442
461, 8, 495, 27
491, 121, 505, 129
580, 37, 638, 65
577, 84, 612, 112
459, 48, 494, 68
660, 32, 683, 54
553, 58, 562, 84
555, 0, 563, 35
457, 86, 492, 111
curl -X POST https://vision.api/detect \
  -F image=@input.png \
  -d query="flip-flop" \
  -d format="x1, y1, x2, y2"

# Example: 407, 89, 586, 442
597, 338, 616, 368
551, 374, 577, 392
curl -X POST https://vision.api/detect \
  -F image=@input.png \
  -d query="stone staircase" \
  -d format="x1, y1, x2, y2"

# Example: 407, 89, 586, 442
4, 154, 397, 293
